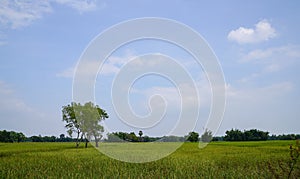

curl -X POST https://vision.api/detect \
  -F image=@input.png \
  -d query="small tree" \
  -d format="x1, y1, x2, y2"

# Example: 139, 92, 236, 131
138, 130, 143, 142
201, 129, 213, 142
187, 131, 199, 142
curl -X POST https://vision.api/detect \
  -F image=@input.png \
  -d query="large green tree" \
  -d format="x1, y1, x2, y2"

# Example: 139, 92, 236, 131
186, 131, 199, 142
62, 102, 108, 148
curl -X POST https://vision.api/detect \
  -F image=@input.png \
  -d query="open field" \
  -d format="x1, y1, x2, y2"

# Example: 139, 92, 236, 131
0, 141, 299, 178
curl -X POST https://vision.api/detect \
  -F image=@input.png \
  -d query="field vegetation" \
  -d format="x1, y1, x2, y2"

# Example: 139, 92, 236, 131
0, 140, 299, 178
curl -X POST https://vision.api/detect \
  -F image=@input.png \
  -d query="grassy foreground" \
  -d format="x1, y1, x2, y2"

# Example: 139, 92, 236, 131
0, 141, 299, 178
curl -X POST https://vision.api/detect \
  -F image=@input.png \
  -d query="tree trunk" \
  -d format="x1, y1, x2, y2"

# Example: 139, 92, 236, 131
85, 138, 88, 148
76, 131, 80, 148
95, 136, 99, 147
81, 134, 89, 148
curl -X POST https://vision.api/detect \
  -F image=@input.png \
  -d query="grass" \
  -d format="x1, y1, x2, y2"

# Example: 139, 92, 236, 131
0, 141, 299, 178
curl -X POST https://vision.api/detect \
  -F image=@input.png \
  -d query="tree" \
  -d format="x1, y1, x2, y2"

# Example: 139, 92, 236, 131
201, 129, 213, 142
187, 131, 199, 142
62, 102, 82, 147
59, 134, 65, 142
224, 129, 244, 141
16, 132, 26, 142
0, 130, 26, 143
62, 102, 108, 148
138, 130, 143, 142
224, 129, 269, 141
128, 132, 138, 142
79, 102, 108, 147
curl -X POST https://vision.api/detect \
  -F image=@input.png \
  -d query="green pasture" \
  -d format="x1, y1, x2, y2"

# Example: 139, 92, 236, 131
0, 141, 299, 178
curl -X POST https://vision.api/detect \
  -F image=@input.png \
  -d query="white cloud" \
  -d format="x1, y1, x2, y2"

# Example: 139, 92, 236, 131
57, 53, 135, 78
237, 45, 300, 83
132, 79, 212, 110
54, 0, 99, 14
242, 45, 300, 72
56, 66, 75, 78
228, 19, 276, 44
242, 45, 300, 62
0, 0, 100, 29
227, 81, 293, 101
0, 0, 52, 29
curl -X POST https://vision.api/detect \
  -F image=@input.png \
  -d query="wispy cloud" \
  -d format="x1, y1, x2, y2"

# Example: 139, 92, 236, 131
0, 81, 42, 116
131, 76, 212, 110
54, 0, 99, 14
57, 53, 135, 78
0, 80, 63, 135
227, 81, 293, 101
244, 45, 300, 70
242, 45, 300, 63
238, 45, 300, 83
0, 0, 52, 29
228, 19, 276, 44
0, 0, 101, 29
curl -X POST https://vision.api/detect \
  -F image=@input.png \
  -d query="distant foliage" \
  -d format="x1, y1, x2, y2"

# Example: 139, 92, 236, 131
212, 136, 224, 141
186, 131, 199, 142
1, 129, 300, 143
106, 132, 163, 142
269, 134, 300, 140
0, 130, 78, 142
0, 130, 25, 143
224, 129, 269, 141
159, 136, 185, 142
28, 134, 76, 142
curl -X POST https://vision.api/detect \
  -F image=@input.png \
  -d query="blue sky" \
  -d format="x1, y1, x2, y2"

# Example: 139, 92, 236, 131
0, 0, 299, 137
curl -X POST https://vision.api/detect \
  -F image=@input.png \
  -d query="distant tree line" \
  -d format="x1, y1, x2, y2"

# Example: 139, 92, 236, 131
105, 130, 212, 143
28, 134, 77, 142
0, 130, 26, 143
106, 132, 161, 142
106, 132, 187, 142
0, 130, 77, 143
1, 129, 299, 143
224, 129, 269, 141
269, 134, 300, 140
212, 129, 300, 141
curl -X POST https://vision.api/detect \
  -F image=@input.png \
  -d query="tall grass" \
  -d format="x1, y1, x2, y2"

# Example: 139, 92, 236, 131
0, 141, 299, 178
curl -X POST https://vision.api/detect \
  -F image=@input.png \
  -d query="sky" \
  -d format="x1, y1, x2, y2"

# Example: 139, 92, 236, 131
0, 0, 300, 137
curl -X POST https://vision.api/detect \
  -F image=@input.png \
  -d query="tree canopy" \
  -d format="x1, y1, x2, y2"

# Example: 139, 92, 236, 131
186, 131, 199, 142
62, 102, 108, 147
0, 130, 25, 143
224, 129, 269, 141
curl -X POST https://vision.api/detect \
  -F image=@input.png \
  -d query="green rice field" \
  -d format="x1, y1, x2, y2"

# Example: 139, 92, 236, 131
0, 141, 299, 178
